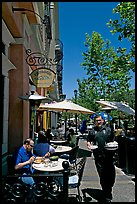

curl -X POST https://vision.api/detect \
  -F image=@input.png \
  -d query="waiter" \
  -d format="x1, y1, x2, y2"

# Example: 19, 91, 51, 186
87, 113, 116, 202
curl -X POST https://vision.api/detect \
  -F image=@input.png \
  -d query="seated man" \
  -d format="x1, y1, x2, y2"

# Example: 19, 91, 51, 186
13, 138, 43, 186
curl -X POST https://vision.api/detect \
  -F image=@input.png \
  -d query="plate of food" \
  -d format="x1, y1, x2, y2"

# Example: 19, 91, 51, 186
104, 141, 118, 150
50, 156, 59, 161
90, 145, 98, 150
34, 158, 42, 164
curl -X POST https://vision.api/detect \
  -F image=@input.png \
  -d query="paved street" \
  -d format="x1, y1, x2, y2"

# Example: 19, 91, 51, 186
69, 136, 135, 202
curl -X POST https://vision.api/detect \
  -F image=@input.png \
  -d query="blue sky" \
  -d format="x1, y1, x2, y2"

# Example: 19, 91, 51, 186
58, 2, 135, 99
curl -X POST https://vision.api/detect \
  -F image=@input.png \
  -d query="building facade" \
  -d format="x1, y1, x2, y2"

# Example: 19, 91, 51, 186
2, 2, 64, 175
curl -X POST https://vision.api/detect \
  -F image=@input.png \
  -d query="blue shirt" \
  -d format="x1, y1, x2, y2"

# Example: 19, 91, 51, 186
14, 146, 36, 174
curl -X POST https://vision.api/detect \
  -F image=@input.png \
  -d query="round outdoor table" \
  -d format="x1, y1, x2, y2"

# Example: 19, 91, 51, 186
55, 145, 72, 154
50, 140, 67, 145
32, 158, 67, 172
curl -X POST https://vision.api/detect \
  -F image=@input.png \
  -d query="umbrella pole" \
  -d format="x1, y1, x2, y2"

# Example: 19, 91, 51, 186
32, 124, 34, 139
64, 115, 67, 140
31, 106, 36, 140
75, 113, 78, 134
108, 112, 110, 126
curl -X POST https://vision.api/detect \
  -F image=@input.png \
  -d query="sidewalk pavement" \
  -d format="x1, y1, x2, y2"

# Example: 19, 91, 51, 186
69, 136, 135, 202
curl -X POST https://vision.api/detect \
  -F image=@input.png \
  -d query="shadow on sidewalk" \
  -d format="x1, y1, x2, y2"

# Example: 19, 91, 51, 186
78, 148, 92, 158
82, 188, 104, 202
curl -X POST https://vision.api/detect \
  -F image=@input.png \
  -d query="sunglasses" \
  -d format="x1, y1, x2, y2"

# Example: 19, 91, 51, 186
30, 144, 34, 147
95, 120, 102, 122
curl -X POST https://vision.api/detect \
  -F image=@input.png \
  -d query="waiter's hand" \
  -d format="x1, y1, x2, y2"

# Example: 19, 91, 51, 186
87, 142, 92, 150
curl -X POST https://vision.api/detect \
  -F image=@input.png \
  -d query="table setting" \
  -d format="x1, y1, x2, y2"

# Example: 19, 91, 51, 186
32, 156, 67, 172
104, 141, 118, 151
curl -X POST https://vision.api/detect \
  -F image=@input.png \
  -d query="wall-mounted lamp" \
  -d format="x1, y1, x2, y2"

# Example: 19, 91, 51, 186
12, 6, 46, 25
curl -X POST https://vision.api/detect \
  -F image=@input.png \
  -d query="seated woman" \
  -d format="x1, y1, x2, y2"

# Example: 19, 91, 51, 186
67, 128, 77, 147
33, 130, 55, 157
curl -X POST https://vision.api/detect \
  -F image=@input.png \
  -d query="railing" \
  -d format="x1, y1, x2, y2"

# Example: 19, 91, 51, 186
2, 161, 69, 203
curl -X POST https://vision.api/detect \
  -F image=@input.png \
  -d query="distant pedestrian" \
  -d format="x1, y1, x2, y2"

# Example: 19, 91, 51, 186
87, 114, 116, 202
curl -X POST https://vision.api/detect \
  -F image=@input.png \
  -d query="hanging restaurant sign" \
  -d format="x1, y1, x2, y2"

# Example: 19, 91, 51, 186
30, 68, 55, 88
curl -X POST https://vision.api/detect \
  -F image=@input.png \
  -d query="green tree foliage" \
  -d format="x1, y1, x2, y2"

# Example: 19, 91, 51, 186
107, 2, 135, 72
78, 31, 132, 111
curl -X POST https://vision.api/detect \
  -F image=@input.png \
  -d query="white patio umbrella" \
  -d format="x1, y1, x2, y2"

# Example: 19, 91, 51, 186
38, 100, 95, 138
101, 106, 117, 111
96, 100, 135, 116
39, 100, 95, 114
96, 100, 117, 109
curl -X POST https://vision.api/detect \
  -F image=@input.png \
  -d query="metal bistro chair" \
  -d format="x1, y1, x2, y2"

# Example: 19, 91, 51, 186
60, 145, 79, 171
7, 154, 16, 175
76, 136, 80, 146
68, 157, 87, 202
69, 145, 79, 169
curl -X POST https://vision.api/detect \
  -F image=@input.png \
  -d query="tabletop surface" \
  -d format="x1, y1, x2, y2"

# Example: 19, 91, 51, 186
50, 140, 67, 144
32, 158, 67, 172
55, 145, 72, 153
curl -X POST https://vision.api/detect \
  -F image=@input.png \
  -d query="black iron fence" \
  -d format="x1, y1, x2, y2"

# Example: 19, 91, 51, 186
2, 161, 69, 203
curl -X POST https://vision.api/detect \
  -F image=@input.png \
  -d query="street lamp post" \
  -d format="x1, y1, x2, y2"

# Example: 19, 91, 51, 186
74, 90, 78, 134
60, 94, 66, 101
